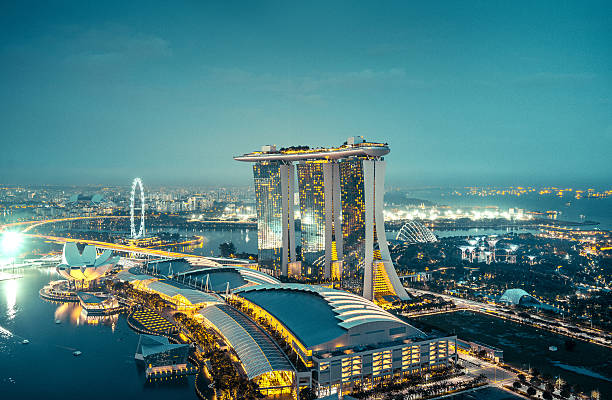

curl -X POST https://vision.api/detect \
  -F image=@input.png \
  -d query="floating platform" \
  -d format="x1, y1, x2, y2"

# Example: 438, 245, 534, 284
39, 285, 79, 302
77, 292, 124, 316
145, 364, 198, 379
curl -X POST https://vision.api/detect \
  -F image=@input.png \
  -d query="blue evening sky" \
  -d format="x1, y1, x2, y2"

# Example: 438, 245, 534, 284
0, 1, 610, 187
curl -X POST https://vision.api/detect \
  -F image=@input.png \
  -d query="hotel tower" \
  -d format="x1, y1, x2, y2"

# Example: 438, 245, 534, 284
235, 137, 409, 302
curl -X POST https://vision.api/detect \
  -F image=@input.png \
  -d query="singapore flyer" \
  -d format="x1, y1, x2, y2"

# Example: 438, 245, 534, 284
130, 178, 145, 238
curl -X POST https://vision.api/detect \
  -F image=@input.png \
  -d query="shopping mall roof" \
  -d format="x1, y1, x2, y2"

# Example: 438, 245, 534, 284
179, 266, 280, 291
145, 258, 192, 276
236, 284, 422, 349
145, 280, 223, 306
115, 267, 156, 282
198, 304, 295, 380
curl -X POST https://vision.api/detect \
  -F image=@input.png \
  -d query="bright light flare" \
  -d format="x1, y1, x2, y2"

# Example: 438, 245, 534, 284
1, 231, 23, 256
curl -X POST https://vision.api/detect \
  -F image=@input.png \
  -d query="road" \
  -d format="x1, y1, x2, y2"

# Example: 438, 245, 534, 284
0, 215, 130, 233
25, 232, 221, 261
1, 215, 224, 265
405, 288, 612, 348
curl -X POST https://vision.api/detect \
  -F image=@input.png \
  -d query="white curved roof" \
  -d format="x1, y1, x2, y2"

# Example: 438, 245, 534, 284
115, 268, 156, 282
233, 266, 281, 285
180, 266, 281, 287
199, 304, 295, 380
396, 221, 437, 244
499, 288, 540, 305
145, 280, 222, 306
237, 283, 412, 330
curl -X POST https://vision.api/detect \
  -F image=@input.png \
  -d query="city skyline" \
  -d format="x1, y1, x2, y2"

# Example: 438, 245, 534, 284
1, 3, 612, 400
1, 1, 611, 187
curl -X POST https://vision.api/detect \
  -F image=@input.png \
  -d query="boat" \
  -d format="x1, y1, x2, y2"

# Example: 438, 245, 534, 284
549, 346, 558, 351
22, 339, 29, 344
55, 320, 61, 324
73, 351, 82, 356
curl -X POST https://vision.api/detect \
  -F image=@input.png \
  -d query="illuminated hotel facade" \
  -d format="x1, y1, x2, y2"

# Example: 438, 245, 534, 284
252, 158, 296, 276
235, 137, 409, 302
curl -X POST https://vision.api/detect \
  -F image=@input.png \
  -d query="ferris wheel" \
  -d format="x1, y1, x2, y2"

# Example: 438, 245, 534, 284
130, 178, 145, 239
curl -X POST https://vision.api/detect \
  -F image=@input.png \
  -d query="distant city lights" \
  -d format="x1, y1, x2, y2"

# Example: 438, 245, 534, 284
383, 206, 531, 222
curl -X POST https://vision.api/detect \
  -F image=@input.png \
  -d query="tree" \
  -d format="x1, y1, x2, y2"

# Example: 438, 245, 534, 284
219, 242, 236, 258
518, 373, 526, 382
299, 387, 317, 400
527, 387, 537, 396
543, 391, 553, 400
513, 381, 522, 389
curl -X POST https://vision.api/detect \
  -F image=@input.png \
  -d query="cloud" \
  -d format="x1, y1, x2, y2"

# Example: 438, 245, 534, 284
1, 24, 172, 70
206, 66, 423, 102
62, 26, 172, 66
512, 72, 596, 85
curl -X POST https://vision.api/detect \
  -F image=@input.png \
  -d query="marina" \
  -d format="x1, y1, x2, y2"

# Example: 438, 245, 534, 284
0, 268, 203, 400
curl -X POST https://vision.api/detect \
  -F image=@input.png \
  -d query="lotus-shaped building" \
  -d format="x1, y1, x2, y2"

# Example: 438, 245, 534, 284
56, 243, 119, 287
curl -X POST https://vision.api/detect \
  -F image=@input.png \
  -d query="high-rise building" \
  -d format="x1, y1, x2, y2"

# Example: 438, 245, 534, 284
235, 138, 409, 302
338, 159, 366, 276
252, 158, 296, 276
296, 162, 326, 266
296, 161, 343, 277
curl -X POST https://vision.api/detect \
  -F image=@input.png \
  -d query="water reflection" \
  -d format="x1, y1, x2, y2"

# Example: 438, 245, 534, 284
4, 279, 17, 321
53, 302, 119, 328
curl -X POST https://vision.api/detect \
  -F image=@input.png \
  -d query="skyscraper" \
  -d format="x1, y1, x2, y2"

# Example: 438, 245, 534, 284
235, 138, 409, 302
252, 158, 296, 276
297, 161, 343, 278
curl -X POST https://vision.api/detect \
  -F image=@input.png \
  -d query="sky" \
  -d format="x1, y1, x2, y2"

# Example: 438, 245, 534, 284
0, 1, 610, 187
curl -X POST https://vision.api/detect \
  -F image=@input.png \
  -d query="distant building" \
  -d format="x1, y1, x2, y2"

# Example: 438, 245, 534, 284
457, 339, 503, 363
458, 237, 517, 265
499, 288, 541, 306
68, 193, 104, 205
396, 221, 437, 244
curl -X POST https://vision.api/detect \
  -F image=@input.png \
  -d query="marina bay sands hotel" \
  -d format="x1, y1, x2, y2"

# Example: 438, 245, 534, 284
234, 137, 409, 303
